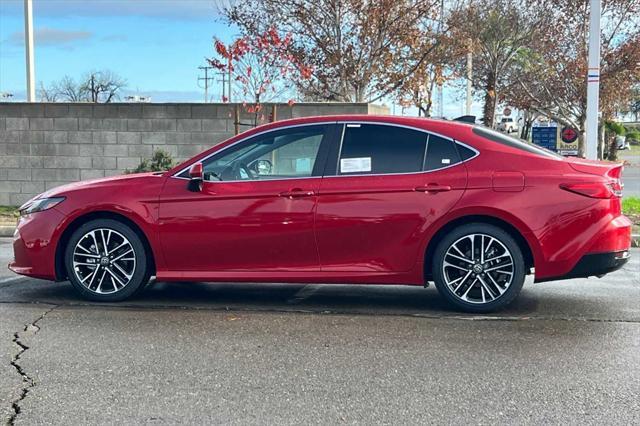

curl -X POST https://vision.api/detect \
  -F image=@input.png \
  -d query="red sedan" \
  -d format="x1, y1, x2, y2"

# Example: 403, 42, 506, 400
9, 116, 632, 312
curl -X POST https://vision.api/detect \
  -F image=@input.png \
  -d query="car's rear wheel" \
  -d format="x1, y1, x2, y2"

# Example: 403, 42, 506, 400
64, 219, 149, 302
432, 223, 525, 313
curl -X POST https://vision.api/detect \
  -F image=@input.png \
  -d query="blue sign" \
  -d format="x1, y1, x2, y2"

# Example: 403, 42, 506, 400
532, 127, 557, 152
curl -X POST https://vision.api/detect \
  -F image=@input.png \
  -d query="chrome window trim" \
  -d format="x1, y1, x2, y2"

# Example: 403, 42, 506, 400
332, 121, 480, 178
170, 120, 480, 182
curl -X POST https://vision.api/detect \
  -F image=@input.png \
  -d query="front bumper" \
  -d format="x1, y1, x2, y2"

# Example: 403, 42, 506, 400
536, 250, 630, 283
8, 208, 65, 281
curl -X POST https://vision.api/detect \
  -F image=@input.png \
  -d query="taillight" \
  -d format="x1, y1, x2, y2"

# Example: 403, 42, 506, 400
606, 165, 624, 197
559, 182, 619, 199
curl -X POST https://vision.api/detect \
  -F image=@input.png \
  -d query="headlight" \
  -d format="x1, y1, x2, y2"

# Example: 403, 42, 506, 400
19, 197, 65, 216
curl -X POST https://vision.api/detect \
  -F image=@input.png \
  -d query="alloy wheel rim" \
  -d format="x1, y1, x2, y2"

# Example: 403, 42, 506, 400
442, 233, 514, 304
72, 228, 136, 294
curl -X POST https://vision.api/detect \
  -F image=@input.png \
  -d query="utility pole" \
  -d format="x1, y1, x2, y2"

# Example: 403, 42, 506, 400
197, 66, 214, 103
585, 0, 601, 160
216, 71, 227, 102
24, 0, 35, 102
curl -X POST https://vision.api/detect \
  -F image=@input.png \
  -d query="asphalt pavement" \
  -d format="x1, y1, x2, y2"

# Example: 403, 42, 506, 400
0, 237, 639, 424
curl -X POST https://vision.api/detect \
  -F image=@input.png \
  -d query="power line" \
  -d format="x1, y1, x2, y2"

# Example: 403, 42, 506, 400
197, 65, 215, 103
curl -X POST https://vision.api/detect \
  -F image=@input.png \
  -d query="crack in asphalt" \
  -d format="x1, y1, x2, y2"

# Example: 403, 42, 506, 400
7, 306, 57, 426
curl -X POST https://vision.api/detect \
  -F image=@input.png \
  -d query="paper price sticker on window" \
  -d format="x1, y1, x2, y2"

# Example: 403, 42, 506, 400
340, 157, 372, 173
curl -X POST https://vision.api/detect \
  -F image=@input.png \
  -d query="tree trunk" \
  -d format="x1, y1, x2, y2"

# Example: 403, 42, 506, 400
577, 128, 586, 158
520, 111, 534, 141
483, 74, 497, 128
608, 134, 618, 161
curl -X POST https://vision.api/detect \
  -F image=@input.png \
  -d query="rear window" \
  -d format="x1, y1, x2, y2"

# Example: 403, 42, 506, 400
424, 135, 461, 171
473, 126, 563, 159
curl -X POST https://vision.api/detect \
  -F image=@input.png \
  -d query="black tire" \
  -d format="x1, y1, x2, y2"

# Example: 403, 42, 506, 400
64, 219, 150, 302
432, 223, 525, 313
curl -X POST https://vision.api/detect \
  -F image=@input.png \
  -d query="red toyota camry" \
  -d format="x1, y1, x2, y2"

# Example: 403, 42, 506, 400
9, 116, 632, 312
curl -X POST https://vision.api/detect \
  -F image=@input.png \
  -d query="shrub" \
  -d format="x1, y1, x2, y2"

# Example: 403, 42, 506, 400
605, 121, 626, 136
626, 129, 640, 144
126, 149, 175, 174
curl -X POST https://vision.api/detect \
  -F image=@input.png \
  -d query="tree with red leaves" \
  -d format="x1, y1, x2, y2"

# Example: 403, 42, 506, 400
208, 28, 310, 105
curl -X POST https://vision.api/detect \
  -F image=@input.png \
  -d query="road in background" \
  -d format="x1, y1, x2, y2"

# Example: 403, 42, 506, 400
1, 239, 639, 424
621, 149, 640, 196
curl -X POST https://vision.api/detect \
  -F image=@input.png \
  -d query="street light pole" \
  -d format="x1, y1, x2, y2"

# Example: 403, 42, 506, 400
24, 0, 36, 102
585, 0, 601, 160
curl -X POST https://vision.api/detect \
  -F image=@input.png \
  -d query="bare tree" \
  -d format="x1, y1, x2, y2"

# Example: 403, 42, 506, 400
38, 81, 59, 102
38, 70, 127, 103
80, 70, 127, 103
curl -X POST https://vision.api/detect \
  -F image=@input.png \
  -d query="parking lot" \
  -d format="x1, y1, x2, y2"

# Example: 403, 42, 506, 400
0, 237, 638, 424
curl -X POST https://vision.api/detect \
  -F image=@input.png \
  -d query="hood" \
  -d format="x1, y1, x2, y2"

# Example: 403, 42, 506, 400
36, 172, 161, 199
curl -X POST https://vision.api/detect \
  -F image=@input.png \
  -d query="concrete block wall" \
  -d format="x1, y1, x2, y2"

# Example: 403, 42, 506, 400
0, 102, 388, 205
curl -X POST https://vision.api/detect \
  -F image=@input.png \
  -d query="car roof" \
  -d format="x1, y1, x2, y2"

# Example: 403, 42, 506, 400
250, 114, 475, 137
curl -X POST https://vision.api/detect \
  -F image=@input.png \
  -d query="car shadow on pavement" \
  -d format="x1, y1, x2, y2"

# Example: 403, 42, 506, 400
1, 277, 544, 317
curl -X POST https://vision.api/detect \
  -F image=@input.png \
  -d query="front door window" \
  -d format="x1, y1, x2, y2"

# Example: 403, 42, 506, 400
202, 126, 326, 182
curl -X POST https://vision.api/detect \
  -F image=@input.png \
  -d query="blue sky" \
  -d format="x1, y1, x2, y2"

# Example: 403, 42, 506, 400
0, 0, 235, 102
0, 0, 480, 116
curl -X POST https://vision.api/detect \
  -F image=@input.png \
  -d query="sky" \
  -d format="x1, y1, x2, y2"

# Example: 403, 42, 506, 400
0, 0, 481, 117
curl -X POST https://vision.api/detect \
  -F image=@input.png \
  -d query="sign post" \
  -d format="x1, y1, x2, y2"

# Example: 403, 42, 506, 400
585, 0, 601, 160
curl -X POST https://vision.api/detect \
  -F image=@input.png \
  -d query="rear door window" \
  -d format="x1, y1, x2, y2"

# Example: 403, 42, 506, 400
337, 124, 427, 175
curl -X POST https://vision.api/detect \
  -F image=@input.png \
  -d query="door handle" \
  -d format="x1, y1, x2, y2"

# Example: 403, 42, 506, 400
279, 189, 316, 198
414, 184, 452, 193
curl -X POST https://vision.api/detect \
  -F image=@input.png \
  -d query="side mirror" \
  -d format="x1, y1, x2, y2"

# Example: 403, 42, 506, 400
188, 163, 203, 192
189, 163, 203, 180
254, 159, 273, 175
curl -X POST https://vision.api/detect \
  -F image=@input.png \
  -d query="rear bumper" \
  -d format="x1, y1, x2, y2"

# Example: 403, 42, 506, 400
534, 212, 632, 281
536, 250, 630, 283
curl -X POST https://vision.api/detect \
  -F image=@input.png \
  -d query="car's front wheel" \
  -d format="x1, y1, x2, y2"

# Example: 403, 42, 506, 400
64, 219, 150, 302
432, 223, 525, 313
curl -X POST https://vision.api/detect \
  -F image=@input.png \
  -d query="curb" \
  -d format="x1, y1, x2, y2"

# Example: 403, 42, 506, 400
0, 225, 15, 238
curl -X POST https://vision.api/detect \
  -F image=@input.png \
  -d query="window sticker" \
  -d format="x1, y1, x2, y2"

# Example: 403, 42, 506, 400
340, 157, 372, 173
441, 158, 451, 164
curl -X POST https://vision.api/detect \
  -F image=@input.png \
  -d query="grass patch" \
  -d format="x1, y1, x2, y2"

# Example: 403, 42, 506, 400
0, 205, 19, 224
623, 196, 640, 215
623, 197, 640, 235
0, 205, 19, 217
